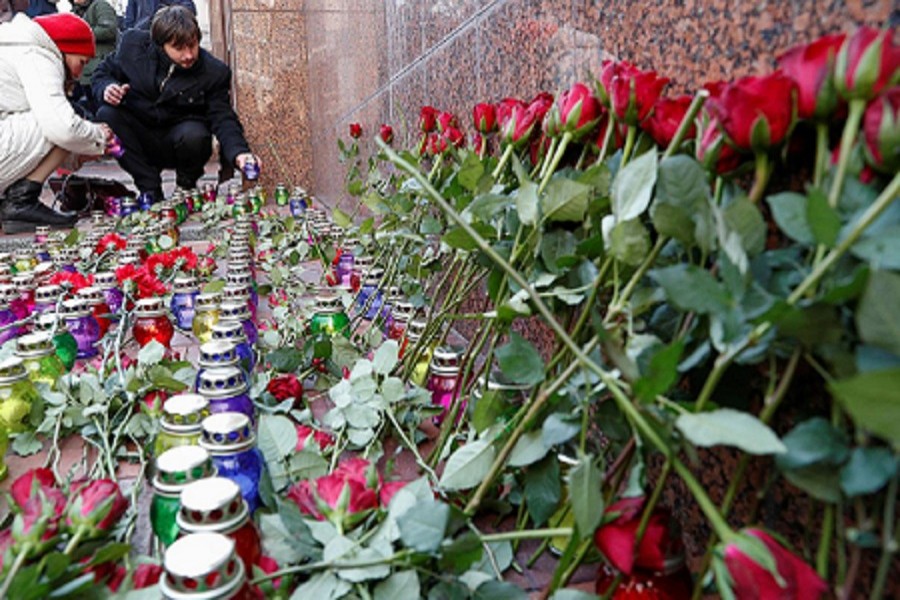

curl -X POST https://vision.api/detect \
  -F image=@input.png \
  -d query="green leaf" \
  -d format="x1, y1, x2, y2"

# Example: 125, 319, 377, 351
267, 347, 305, 373
840, 447, 897, 497
651, 264, 731, 314
290, 572, 350, 600
373, 340, 400, 375
852, 225, 900, 269
541, 413, 581, 447
137, 340, 165, 366
776, 417, 850, 470
541, 229, 577, 274
495, 332, 545, 386
398, 500, 449, 553
443, 223, 495, 251
508, 430, 550, 468
12, 431, 42, 456
806, 188, 840, 247
459, 152, 486, 192
332, 207, 351, 228
542, 178, 591, 222
257, 413, 299, 474
723, 196, 766, 255
568, 455, 603, 539
260, 513, 310, 565
439, 532, 483, 574
766, 192, 814, 244
467, 194, 511, 222
609, 218, 651, 266
611, 149, 658, 221
473, 580, 528, 600
440, 438, 497, 491
515, 181, 539, 226
676, 409, 787, 455
831, 370, 900, 447
374, 571, 421, 600
633, 341, 684, 403
650, 202, 695, 246
524, 454, 561, 526
549, 592, 601, 600
856, 270, 900, 356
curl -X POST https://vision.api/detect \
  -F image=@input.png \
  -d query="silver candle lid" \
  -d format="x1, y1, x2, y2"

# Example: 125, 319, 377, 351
15, 332, 55, 359
135, 297, 166, 317
392, 301, 415, 323
93, 271, 116, 290
0, 356, 28, 384
13, 248, 34, 263
76, 286, 104, 306
0, 263, 11, 283
34, 284, 63, 306
221, 285, 250, 304
406, 319, 427, 342
160, 533, 245, 599
363, 268, 384, 286
32, 261, 54, 283
353, 255, 374, 271
175, 477, 248, 534
195, 292, 222, 311
173, 276, 198, 294
0, 283, 15, 303
61, 298, 91, 318
210, 321, 248, 345
126, 233, 146, 251
118, 249, 141, 266
12, 272, 35, 291
224, 269, 252, 287
199, 412, 255, 453
161, 393, 210, 433
153, 445, 214, 495
430, 346, 462, 374
314, 294, 342, 314
196, 366, 248, 399
217, 302, 250, 323
198, 341, 239, 369
33, 312, 67, 333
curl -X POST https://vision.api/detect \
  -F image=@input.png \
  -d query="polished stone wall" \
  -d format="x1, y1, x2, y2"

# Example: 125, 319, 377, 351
228, 0, 893, 202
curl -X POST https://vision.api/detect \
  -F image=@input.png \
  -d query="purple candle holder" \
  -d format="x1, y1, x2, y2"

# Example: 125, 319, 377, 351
196, 366, 255, 425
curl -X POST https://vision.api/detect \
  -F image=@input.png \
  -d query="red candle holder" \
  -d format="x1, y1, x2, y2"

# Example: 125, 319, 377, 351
133, 297, 175, 348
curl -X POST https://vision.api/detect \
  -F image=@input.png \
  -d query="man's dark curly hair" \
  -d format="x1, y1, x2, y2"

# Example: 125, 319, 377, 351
150, 4, 201, 48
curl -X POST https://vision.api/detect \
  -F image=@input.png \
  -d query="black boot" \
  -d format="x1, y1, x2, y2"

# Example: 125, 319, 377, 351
0, 180, 77, 234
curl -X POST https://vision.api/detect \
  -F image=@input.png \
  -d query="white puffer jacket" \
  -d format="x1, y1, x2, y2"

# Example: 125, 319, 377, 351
0, 13, 105, 191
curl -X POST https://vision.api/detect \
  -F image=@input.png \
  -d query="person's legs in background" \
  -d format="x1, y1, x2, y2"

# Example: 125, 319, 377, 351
96, 104, 166, 202
166, 119, 211, 190
0, 146, 76, 233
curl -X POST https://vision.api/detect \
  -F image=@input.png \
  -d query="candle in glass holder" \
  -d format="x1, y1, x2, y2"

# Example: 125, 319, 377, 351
15, 332, 65, 388
133, 297, 175, 348
170, 276, 200, 332
0, 292, 20, 345
0, 357, 40, 433
191, 292, 221, 344
221, 284, 256, 322
11, 272, 36, 320
77, 286, 112, 338
427, 346, 463, 425
210, 321, 255, 374
406, 319, 433, 386
195, 341, 247, 391
33, 284, 63, 315
175, 477, 262, 574
196, 366, 255, 424
154, 393, 210, 457
160, 533, 256, 600
217, 302, 257, 347
93, 271, 124, 316
309, 294, 350, 339
152, 445, 215, 549
199, 412, 263, 515
33, 312, 78, 371
62, 298, 100, 359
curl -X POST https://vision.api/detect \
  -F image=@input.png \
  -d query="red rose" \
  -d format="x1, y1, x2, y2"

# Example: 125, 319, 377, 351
835, 26, 900, 101
379, 124, 394, 145
642, 95, 696, 149
95, 233, 127, 255
266, 374, 303, 404
437, 111, 459, 132
132, 563, 163, 589
11, 468, 58, 509
140, 389, 168, 417
428, 132, 448, 155
724, 529, 827, 600
696, 118, 743, 174
778, 33, 846, 120
295, 424, 335, 452
13, 493, 62, 549
419, 106, 439, 133
349, 123, 362, 139
256, 555, 281, 589
498, 99, 539, 147
592, 497, 679, 575
471, 132, 485, 156
287, 457, 379, 529
551, 82, 602, 139
473, 102, 497, 133
709, 73, 797, 152
66, 479, 128, 536
595, 113, 626, 151
598, 60, 670, 125
862, 86, 900, 174
442, 126, 466, 148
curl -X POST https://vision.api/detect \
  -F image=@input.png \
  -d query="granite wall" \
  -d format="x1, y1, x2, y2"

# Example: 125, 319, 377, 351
226, 0, 894, 205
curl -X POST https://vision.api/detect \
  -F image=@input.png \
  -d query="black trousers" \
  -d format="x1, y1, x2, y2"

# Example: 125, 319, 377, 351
96, 105, 212, 195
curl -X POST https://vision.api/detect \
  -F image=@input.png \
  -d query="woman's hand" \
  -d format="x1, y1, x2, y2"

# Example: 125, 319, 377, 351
102, 83, 130, 106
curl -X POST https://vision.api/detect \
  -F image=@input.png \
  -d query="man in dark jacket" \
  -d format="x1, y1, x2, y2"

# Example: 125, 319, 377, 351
92, 5, 258, 203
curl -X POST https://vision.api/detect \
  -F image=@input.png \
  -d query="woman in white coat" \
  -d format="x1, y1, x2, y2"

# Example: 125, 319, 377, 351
0, 11, 112, 233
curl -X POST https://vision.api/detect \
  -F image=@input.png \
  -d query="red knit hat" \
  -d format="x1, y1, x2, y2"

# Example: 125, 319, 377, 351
34, 13, 96, 58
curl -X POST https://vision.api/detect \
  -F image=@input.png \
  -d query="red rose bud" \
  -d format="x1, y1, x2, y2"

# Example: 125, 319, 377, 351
724, 529, 827, 600
862, 86, 900, 173
12, 493, 62, 552
379, 124, 394, 145
66, 479, 128, 537
429, 131, 449, 155
295, 424, 335, 452
471, 132, 485, 156
499, 100, 539, 147
11, 468, 59, 509
600, 61, 670, 125
287, 458, 378, 530
696, 119, 743, 174
443, 126, 466, 148
778, 33, 846, 120
710, 73, 797, 153
0, 530, 12, 571
419, 105, 438, 132
835, 26, 900, 101
349, 123, 362, 139
132, 563, 163, 589
595, 113, 626, 151
553, 82, 603, 139
266, 373, 303, 404
530, 133, 551, 166
641, 95, 695, 149
437, 111, 459, 132
140, 389, 168, 417
473, 102, 497, 133
592, 497, 679, 575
